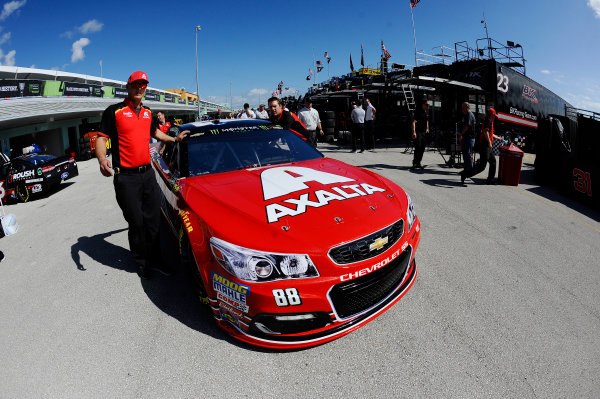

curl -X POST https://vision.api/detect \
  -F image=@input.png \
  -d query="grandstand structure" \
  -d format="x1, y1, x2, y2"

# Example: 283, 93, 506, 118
0, 66, 228, 158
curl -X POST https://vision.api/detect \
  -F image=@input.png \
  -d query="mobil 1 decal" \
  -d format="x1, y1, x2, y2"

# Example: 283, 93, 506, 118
260, 166, 386, 223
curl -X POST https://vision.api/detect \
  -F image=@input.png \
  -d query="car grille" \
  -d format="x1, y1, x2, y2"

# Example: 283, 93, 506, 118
329, 247, 411, 319
328, 219, 404, 264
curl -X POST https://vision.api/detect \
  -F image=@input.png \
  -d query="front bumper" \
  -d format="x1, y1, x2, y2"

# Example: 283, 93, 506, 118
207, 219, 421, 349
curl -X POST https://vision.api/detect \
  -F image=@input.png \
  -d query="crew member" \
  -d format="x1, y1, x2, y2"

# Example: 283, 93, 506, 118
461, 108, 503, 184
268, 97, 309, 138
459, 102, 476, 172
96, 71, 188, 279
350, 101, 365, 152
156, 111, 171, 133
411, 98, 430, 169
297, 97, 323, 147
364, 98, 376, 150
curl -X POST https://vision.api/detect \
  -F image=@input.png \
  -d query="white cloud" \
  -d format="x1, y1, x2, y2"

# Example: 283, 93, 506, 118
540, 69, 551, 75
0, 31, 10, 45
71, 38, 90, 63
0, 48, 16, 66
79, 19, 103, 34
60, 30, 73, 39
0, 0, 26, 21
589, 0, 600, 18
248, 88, 268, 96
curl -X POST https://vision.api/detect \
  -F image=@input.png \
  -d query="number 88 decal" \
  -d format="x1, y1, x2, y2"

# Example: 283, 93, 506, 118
272, 288, 302, 307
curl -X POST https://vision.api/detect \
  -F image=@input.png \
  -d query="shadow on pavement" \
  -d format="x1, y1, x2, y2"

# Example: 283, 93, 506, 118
71, 228, 132, 272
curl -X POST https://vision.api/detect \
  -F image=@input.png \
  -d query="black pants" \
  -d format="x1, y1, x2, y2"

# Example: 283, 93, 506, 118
413, 132, 426, 166
365, 120, 375, 149
113, 167, 161, 268
307, 130, 317, 147
352, 123, 365, 151
463, 147, 496, 180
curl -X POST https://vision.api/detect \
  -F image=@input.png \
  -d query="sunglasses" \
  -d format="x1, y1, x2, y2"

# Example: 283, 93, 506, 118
130, 81, 147, 89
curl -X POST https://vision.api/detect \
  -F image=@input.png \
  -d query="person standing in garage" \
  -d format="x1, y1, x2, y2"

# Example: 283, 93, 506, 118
96, 71, 187, 279
461, 108, 503, 184
297, 97, 323, 147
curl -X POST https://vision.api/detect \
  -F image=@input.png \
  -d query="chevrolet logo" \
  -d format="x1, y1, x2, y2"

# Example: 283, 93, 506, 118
369, 236, 389, 251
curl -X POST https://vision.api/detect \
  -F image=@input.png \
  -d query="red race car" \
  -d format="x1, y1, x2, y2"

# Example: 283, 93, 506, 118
153, 119, 420, 349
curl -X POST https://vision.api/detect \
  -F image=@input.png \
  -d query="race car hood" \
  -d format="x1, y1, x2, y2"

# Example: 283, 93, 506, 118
180, 158, 408, 254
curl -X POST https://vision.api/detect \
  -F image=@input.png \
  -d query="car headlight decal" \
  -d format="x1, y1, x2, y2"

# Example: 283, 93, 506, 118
210, 237, 319, 282
406, 193, 416, 231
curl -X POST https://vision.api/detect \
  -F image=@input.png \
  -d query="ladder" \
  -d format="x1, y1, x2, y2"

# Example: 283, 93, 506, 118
402, 85, 416, 113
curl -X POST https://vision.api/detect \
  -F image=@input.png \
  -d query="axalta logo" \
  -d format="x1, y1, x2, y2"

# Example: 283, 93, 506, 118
340, 248, 401, 281
261, 166, 386, 223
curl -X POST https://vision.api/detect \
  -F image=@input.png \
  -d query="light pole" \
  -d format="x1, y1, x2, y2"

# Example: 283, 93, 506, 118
195, 25, 201, 120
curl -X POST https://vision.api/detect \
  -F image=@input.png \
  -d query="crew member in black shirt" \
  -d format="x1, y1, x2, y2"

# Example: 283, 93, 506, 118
268, 97, 309, 139
96, 71, 187, 279
411, 98, 430, 169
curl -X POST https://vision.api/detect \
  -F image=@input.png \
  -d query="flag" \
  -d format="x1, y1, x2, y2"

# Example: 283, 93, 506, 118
306, 75, 311, 81
309, 68, 313, 75
382, 41, 391, 59
272, 90, 278, 97
360, 44, 364, 67
316, 60, 323, 66
350, 54, 354, 71
324, 51, 328, 58
317, 66, 323, 72
410, 0, 420, 8
327, 56, 331, 64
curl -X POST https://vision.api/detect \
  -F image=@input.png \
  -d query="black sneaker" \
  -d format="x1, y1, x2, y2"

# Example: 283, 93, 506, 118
460, 172, 466, 184
485, 178, 497, 185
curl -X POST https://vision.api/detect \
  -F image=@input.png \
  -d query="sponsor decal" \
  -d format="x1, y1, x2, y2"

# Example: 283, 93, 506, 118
219, 302, 244, 318
261, 167, 387, 223
522, 84, 538, 104
25, 178, 43, 183
179, 210, 194, 232
265, 183, 386, 223
369, 236, 388, 251
212, 272, 250, 312
340, 249, 401, 281
123, 111, 134, 117
219, 308, 240, 327
60, 172, 69, 179
11, 170, 35, 181
498, 110, 538, 129
42, 165, 54, 173
37, 168, 42, 176
31, 184, 42, 193
143, 111, 150, 119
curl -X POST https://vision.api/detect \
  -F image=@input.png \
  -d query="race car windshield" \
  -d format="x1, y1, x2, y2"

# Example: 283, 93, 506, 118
187, 129, 322, 176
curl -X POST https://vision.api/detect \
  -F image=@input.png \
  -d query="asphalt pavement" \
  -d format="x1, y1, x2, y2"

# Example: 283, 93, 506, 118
1, 140, 599, 398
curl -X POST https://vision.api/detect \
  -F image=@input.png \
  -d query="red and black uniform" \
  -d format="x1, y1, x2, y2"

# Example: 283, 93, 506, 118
462, 115, 497, 182
270, 110, 309, 139
99, 98, 161, 270
159, 121, 171, 134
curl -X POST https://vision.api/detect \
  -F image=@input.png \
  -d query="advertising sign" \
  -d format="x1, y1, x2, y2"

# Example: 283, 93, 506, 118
0, 80, 43, 97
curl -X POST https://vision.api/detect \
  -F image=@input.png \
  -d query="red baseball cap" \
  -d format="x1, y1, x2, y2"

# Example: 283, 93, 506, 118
127, 71, 149, 84
488, 107, 497, 116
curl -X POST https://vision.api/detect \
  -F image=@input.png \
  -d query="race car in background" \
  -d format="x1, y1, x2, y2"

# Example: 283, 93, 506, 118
0, 153, 79, 202
153, 119, 420, 349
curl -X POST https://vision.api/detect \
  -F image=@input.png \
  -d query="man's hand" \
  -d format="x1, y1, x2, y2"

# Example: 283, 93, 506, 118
319, 128, 324, 136
412, 132, 417, 140
176, 130, 190, 142
99, 157, 113, 177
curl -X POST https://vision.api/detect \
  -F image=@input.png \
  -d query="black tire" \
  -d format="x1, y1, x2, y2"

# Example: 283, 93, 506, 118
322, 110, 335, 119
16, 183, 30, 203
322, 119, 336, 129
180, 230, 208, 304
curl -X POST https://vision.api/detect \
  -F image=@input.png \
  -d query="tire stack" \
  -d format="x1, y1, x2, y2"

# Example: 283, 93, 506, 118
79, 136, 92, 160
321, 110, 335, 144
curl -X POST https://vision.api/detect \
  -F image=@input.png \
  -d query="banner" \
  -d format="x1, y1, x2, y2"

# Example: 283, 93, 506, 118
115, 88, 128, 98
0, 80, 43, 97
144, 92, 159, 101
62, 82, 103, 97
164, 95, 175, 103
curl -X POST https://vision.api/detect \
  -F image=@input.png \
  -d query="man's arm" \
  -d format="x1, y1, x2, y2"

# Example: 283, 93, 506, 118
96, 136, 113, 177
152, 129, 189, 143
482, 128, 492, 149
371, 106, 376, 119
412, 119, 417, 139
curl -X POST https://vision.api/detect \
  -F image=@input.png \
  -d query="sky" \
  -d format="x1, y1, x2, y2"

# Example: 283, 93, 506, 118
0, 0, 599, 112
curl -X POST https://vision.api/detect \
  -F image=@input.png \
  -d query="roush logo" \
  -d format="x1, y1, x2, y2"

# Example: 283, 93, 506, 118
260, 166, 386, 223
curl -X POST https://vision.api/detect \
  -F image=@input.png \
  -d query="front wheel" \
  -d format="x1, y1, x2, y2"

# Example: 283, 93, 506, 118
16, 183, 30, 203
179, 229, 208, 304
